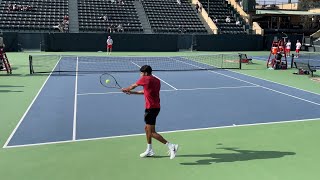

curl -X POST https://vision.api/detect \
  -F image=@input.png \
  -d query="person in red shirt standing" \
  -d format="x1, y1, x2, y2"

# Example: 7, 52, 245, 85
122, 65, 178, 159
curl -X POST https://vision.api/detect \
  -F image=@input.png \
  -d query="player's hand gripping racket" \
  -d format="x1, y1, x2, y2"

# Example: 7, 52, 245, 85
100, 73, 122, 89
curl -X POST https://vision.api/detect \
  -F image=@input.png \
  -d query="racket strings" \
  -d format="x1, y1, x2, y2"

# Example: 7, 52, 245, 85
100, 73, 121, 89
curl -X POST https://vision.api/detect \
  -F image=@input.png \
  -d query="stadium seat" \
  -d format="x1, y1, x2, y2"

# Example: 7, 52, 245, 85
142, 0, 207, 34
78, 0, 142, 33
0, 0, 68, 32
199, 0, 247, 34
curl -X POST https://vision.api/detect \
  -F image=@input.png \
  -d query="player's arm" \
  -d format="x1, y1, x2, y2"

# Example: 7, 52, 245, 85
129, 90, 144, 95
122, 83, 144, 95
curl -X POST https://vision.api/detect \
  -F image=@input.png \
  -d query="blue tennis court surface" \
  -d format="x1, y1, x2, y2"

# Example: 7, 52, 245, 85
4, 56, 320, 148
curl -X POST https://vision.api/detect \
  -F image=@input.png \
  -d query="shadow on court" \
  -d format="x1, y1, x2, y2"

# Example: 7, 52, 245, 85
0, 73, 24, 76
179, 147, 296, 165
0, 90, 23, 93
154, 147, 296, 165
0, 85, 24, 93
0, 85, 24, 88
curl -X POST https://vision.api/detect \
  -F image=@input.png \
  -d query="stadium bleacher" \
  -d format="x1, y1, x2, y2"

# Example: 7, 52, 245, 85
0, 0, 68, 31
78, 0, 143, 33
0, 0, 246, 34
199, 0, 247, 34
142, 0, 207, 34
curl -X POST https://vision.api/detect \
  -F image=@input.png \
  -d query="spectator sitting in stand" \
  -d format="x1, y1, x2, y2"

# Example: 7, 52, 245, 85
9, 4, 33, 11
103, 15, 108, 21
53, 23, 64, 32
63, 22, 69, 33
8, 4, 13, 11
117, 24, 124, 32
199, 3, 202, 12
178, 25, 186, 34
99, 15, 108, 21
64, 15, 69, 21
27, 5, 32, 11
12, 4, 17, 11
195, 3, 199, 13
107, 24, 115, 33
225, 16, 231, 23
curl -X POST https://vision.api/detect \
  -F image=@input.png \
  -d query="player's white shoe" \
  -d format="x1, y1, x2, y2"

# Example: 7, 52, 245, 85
168, 144, 179, 159
140, 150, 155, 158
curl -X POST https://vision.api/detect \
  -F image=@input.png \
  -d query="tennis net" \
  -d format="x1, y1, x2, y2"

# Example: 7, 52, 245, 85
29, 54, 242, 74
291, 52, 320, 68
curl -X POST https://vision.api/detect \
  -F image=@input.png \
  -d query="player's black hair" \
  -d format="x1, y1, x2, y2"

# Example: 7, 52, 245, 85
140, 65, 152, 75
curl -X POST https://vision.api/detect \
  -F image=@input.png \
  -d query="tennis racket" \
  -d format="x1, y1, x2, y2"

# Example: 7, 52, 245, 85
99, 73, 122, 89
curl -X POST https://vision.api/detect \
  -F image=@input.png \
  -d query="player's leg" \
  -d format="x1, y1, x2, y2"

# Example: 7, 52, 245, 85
150, 109, 179, 159
145, 125, 152, 144
150, 125, 167, 144
109, 46, 112, 55
139, 110, 155, 157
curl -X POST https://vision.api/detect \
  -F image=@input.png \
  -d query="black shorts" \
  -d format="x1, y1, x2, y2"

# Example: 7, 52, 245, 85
144, 108, 160, 125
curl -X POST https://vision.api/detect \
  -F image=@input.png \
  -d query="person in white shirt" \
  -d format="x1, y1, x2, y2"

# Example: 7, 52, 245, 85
225, 16, 231, 23
236, 20, 241, 26
106, 36, 113, 55
295, 40, 302, 57
198, 3, 202, 12
285, 40, 291, 57
176, 0, 181, 5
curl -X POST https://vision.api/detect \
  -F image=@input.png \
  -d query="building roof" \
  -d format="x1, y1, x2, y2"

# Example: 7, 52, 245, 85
256, 10, 320, 15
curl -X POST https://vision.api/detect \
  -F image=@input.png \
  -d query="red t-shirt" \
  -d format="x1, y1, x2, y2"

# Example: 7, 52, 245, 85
136, 75, 161, 109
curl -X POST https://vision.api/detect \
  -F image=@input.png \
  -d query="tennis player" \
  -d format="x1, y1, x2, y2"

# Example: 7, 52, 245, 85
295, 40, 301, 58
106, 36, 113, 55
285, 40, 291, 57
121, 65, 179, 159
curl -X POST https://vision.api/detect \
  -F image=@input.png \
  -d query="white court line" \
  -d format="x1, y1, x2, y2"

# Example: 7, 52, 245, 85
4, 117, 320, 149
4, 57, 319, 149
130, 61, 178, 90
2, 57, 62, 148
231, 68, 320, 97
177, 86, 258, 91
77, 85, 259, 96
72, 57, 79, 140
223, 57, 320, 97
174, 58, 320, 106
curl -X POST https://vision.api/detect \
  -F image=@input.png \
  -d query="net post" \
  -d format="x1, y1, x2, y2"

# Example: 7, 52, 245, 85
29, 55, 33, 74
191, 34, 193, 52
239, 54, 242, 69
291, 53, 294, 68
220, 54, 224, 68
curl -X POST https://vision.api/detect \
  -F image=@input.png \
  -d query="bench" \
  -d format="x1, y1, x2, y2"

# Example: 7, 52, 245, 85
294, 61, 316, 77
238, 53, 253, 64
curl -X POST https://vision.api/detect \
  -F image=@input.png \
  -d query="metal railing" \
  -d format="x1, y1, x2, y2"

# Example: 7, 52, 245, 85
255, 0, 320, 10
256, 0, 298, 10
257, 20, 320, 30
